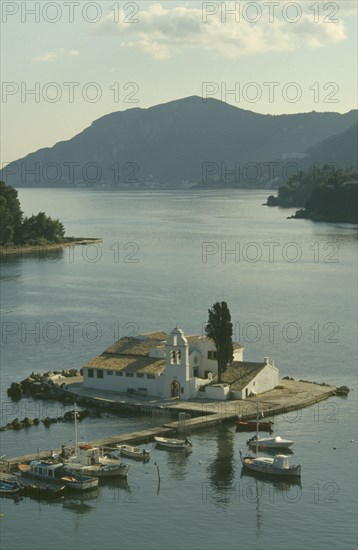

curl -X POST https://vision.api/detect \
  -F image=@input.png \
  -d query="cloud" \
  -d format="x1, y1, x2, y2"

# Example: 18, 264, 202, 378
94, 2, 347, 59
33, 49, 80, 62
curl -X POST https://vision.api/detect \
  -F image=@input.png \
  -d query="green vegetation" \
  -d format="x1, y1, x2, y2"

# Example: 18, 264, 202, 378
205, 301, 234, 383
0, 181, 65, 246
293, 181, 358, 223
266, 165, 358, 208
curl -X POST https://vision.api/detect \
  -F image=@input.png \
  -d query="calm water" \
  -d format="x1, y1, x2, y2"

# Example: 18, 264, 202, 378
0, 189, 357, 550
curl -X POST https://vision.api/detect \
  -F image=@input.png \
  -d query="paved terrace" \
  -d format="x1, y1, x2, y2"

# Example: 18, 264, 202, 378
62, 376, 336, 417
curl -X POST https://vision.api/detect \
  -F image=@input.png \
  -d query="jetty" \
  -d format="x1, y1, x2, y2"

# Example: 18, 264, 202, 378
1, 377, 341, 472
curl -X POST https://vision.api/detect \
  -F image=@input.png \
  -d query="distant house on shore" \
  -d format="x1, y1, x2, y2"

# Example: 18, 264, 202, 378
82, 327, 279, 401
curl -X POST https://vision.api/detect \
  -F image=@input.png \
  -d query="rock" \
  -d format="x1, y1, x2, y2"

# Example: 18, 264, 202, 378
29, 382, 44, 395
334, 385, 350, 396
7, 383, 23, 400
43, 417, 51, 427
22, 417, 34, 427
33, 418, 40, 425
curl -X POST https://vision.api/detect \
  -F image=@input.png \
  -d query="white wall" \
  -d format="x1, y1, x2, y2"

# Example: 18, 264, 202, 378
83, 368, 163, 396
204, 384, 230, 400
235, 364, 279, 399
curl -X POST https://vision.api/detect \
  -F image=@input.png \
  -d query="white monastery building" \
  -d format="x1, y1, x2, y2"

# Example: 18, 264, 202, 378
82, 328, 279, 401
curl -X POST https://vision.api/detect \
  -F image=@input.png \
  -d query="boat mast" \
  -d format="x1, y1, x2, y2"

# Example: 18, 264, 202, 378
255, 402, 259, 456
74, 398, 78, 453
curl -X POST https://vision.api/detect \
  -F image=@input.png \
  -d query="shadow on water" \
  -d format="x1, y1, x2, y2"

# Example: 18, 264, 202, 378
162, 447, 192, 481
206, 426, 237, 496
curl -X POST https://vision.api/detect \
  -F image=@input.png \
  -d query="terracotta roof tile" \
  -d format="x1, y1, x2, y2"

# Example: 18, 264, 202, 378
212, 361, 266, 390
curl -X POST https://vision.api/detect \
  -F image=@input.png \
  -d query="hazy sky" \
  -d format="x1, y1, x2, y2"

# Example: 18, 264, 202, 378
1, 0, 357, 163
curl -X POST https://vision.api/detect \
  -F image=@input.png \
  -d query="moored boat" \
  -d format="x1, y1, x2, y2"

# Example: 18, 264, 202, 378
115, 444, 150, 461
63, 444, 130, 478
247, 435, 294, 449
0, 478, 22, 496
154, 436, 192, 450
236, 419, 273, 432
16, 476, 66, 498
239, 450, 302, 477
17, 460, 98, 491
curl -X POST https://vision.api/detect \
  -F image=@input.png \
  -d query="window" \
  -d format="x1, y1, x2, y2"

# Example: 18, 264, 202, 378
97, 370, 103, 379
207, 351, 217, 360
125, 372, 134, 377
147, 374, 155, 379
137, 373, 144, 378
107, 370, 113, 376
88, 369, 94, 378
193, 367, 199, 377
115, 371, 123, 376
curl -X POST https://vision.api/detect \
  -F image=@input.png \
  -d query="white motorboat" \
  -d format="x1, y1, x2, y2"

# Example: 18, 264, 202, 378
115, 444, 150, 461
154, 436, 192, 450
247, 435, 294, 449
239, 451, 302, 477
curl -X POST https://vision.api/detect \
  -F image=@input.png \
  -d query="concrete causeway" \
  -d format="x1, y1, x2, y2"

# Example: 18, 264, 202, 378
3, 378, 338, 469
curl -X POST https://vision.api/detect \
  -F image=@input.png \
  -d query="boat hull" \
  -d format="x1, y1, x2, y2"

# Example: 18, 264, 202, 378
0, 480, 22, 495
64, 463, 130, 479
247, 436, 294, 449
154, 436, 191, 450
240, 455, 301, 477
117, 445, 150, 461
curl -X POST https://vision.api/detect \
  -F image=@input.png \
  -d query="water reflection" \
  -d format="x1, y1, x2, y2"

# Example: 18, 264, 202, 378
163, 448, 191, 481
0, 248, 65, 268
206, 426, 236, 502
240, 469, 302, 536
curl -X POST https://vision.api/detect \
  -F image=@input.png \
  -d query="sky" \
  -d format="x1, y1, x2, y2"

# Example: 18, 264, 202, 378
1, 0, 357, 163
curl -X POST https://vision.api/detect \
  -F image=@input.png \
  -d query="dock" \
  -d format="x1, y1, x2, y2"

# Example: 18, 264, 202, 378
2, 378, 339, 471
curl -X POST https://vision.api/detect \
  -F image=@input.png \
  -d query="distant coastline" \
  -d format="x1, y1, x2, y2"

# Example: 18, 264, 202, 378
0, 237, 103, 257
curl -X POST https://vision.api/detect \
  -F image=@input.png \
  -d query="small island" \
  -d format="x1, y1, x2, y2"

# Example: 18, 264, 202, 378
0, 181, 101, 256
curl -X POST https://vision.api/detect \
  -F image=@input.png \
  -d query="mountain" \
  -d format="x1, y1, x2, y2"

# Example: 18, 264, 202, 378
301, 122, 358, 169
1, 96, 357, 187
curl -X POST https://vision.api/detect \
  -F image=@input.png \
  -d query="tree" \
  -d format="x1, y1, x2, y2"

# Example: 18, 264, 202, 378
21, 212, 65, 244
0, 181, 23, 245
205, 301, 234, 383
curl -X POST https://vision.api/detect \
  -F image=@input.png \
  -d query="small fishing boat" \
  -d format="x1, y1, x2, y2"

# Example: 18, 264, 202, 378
64, 444, 130, 478
239, 451, 302, 477
236, 419, 273, 432
17, 460, 98, 491
15, 475, 65, 498
115, 444, 150, 461
154, 436, 192, 450
247, 435, 294, 449
0, 478, 22, 496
